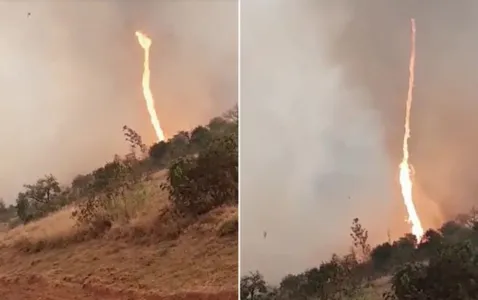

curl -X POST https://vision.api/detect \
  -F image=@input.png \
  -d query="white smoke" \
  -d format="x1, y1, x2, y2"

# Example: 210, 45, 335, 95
240, 0, 393, 283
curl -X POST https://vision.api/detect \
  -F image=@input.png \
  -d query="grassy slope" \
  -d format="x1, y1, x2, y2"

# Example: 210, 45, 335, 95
0, 171, 238, 297
361, 276, 392, 300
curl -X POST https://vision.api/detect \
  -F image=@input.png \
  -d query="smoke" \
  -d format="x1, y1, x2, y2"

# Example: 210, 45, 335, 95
0, 1, 237, 202
241, 1, 392, 282
326, 0, 478, 227
241, 0, 478, 283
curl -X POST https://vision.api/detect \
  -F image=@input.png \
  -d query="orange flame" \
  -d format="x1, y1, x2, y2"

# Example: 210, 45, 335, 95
399, 18, 424, 242
135, 31, 165, 142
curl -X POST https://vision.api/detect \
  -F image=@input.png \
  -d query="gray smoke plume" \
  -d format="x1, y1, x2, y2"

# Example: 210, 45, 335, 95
0, 1, 237, 202
241, 0, 478, 283
327, 0, 478, 224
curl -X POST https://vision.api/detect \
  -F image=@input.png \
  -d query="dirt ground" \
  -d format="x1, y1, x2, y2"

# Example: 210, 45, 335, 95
0, 228, 237, 299
0, 234, 237, 299
0, 208, 238, 299
0, 171, 238, 299
0, 277, 236, 300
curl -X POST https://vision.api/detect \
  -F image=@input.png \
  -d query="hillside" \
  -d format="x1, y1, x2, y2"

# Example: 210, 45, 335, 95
0, 173, 237, 299
242, 212, 478, 300
0, 110, 238, 299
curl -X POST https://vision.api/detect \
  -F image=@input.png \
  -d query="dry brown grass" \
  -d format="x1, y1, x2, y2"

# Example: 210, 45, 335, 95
361, 276, 392, 300
0, 206, 77, 248
0, 170, 238, 296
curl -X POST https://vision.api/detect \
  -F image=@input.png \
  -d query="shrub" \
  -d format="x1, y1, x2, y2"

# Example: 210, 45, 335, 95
387, 241, 478, 300
217, 214, 238, 237
15, 175, 64, 223
161, 132, 238, 217
72, 158, 136, 229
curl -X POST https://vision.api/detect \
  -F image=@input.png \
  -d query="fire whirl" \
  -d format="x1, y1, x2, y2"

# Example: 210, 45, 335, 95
399, 18, 424, 242
135, 31, 166, 142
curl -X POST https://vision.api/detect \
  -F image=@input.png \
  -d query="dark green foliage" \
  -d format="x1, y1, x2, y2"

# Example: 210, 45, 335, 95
190, 125, 212, 150
89, 159, 133, 198
247, 220, 369, 300
279, 273, 308, 300
388, 241, 478, 300
392, 233, 417, 264
252, 253, 363, 300
241, 271, 267, 300
254, 211, 478, 300
5, 106, 239, 238
148, 107, 237, 165
417, 229, 443, 258
71, 174, 94, 198
168, 131, 190, 159
440, 220, 475, 244
15, 174, 63, 223
0, 204, 17, 224
70, 106, 238, 230
0, 199, 14, 223
72, 158, 134, 226
208, 116, 230, 133
122, 125, 147, 156
161, 131, 238, 216
350, 217, 371, 260
16, 193, 31, 223
149, 141, 170, 162
23, 174, 61, 204
371, 242, 394, 272
0, 198, 6, 213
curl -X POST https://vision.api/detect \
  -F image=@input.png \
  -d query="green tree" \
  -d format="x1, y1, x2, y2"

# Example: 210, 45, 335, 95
279, 274, 308, 300
370, 242, 393, 272
90, 160, 132, 198
388, 241, 478, 300
223, 104, 238, 123
149, 140, 171, 162
441, 220, 474, 244
190, 125, 212, 150
16, 192, 32, 223
392, 233, 417, 264
14, 174, 63, 221
122, 125, 147, 158
208, 116, 229, 133
71, 174, 93, 198
350, 217, 371, 260
168, 131, 190, 158
417, 228, 444, 258
162, 132, 238, 216
241, 271, 267, 300
0, 198, 6, 213
73, 159, 133, 227
23, 174, 61, 205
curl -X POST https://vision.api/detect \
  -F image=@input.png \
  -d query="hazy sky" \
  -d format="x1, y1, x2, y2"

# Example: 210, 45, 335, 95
241, 0, 478, 283
0, 1, 237, 202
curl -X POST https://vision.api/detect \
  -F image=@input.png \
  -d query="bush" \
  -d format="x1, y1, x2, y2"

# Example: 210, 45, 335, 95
253, 208, 478, 300
15, 175, 64, 223
217, 214, 238, 237
72, 158, 136, 229
161, 132, 238, 217
386, 241, 478, 300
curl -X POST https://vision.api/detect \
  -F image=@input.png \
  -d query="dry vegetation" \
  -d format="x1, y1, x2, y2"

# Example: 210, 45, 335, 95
0, 108, 238, 299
